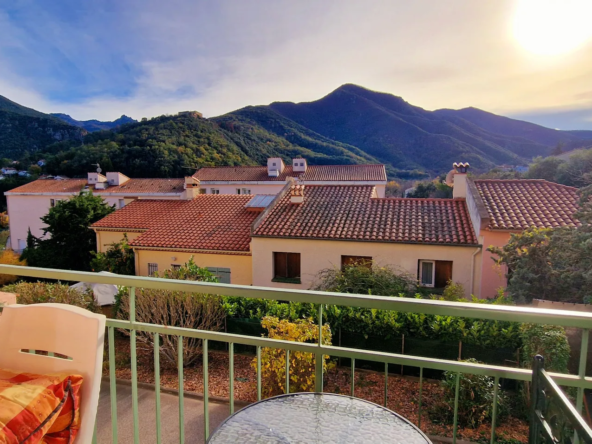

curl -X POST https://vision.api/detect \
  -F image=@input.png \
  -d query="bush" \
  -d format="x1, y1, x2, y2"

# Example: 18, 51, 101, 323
116, 259, 225, 367
90, 234, 135, 275
118, 288, 225, 367
6, 281, 99, 312
435, 280, 466, 302
0, 250, 26, 285
310, 263, 418, 296
253, 316, 332, 397
429, 359, 507, 428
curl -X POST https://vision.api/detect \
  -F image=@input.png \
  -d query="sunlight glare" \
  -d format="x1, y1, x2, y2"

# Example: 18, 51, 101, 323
513, 0, 592, 56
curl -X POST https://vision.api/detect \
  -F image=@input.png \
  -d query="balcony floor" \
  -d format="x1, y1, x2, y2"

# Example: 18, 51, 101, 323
96, 379, 232, 443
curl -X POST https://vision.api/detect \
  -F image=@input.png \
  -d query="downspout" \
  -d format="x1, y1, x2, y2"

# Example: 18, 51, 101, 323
470, 246, 481, 297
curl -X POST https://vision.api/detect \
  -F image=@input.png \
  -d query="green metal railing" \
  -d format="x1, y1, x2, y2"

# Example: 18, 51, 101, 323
2, 264, 592, 443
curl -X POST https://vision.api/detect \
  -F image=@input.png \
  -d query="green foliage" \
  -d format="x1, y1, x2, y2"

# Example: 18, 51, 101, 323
525, 148, 592, 187
406, 181, 452, 199
489, 225, 592, 303
253, 316, 332, 397
20, 192, 115, 271
436, 280, 466, 302
429, 359, 507, 428
6, 281, 99, 312
309, 263, 418, 296
90, 234, 135, 275
159, 256, 218, 281
519, 324, 570, 373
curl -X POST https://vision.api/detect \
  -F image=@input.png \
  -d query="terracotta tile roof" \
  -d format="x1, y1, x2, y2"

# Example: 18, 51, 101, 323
91, 200, 185, 230
6, 178, 184, 195
253, 185, 478, 245
93, 195, 260, 252
193, 164, 387, 182
473, 179, 579, 230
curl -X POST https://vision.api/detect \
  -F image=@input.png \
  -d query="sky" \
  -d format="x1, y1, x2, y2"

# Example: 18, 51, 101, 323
1, 0, 592, 129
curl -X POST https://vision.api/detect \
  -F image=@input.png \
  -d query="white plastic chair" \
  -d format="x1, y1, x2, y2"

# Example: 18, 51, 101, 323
0, 303, 106, 443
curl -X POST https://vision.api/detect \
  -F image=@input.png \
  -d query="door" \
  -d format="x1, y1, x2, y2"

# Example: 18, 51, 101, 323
207, 267, 231, 284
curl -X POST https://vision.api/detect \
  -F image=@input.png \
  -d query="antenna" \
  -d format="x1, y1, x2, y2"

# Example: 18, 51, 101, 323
92, 163, 102, 174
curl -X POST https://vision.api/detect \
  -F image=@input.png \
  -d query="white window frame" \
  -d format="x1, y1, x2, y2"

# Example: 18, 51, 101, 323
210, 188, 220, 194
419, 260, 435, 288
119, 199, 125, 209
148, 263, 158, 275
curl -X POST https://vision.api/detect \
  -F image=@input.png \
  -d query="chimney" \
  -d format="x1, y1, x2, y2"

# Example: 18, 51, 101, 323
292, 158, 307, 173
267, 157, 285, 177
87, 172, 108, 188
182, 176, 201, 200
452, 162, 470, 199
106, 172, 130, 186
290, 184, 304, 204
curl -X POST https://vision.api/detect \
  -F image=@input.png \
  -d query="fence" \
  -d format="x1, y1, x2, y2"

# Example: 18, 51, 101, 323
1, 264, 592, 444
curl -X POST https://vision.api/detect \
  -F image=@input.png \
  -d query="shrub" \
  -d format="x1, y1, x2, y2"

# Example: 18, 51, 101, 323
435, 280, 466, 302
310, 263, 418, 296
519, 324, 570, 373
429, 359, 507, 428
253, 316, 332, 397
0, 250, 26, 285
90, 234, 135, 275
118, 288, 225, 367
7, 281, 99, 312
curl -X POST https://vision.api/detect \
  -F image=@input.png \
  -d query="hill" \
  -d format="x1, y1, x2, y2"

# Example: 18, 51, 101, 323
51, 113, 137, 132
0, 96, 85, 157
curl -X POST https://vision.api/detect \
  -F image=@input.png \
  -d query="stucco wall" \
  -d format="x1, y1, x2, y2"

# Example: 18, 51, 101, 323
251, 237, 481, 298
135, 249, 253, 285
95, 230, 142, 253
479, 230, 516, 299
202, 184, 285, 195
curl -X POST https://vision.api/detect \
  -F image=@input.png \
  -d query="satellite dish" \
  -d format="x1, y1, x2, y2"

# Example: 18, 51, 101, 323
92, 163, 102, 174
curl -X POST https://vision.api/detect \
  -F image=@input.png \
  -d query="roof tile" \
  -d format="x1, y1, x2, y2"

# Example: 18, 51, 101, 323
473, 179, 579, 230
7, 178, 184, 195
253, 185, 478, 245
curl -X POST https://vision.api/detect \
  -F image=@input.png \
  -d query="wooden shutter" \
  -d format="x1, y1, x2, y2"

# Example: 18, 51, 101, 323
435, 261, 453, 288
274, 252, 288, 278
287, 253, 301, 278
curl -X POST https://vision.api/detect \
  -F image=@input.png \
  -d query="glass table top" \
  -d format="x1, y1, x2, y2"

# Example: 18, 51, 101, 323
208, 392, 432, 444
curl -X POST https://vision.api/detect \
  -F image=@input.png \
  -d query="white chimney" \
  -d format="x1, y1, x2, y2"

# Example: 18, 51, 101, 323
452, 162, 470, 199
183, 176, 201, 200
267, 157, 285, 177
88, 172, 108, 187
292, 158, 307, 173
106, 172, 130, 186
290, 184, 304, 204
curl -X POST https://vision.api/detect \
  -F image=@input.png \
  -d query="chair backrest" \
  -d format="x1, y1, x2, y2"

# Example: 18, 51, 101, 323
0, 303, 106, 443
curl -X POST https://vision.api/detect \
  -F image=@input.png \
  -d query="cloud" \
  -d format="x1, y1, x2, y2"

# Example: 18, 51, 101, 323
1, 0, 592, 129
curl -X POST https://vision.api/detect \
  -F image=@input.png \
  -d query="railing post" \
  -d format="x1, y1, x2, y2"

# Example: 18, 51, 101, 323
285, 349, 290, 394
490, 376, 499, 444
529, 355, 544, 444
452, 372, 460, 444
178, 337, 185, 444
203, 339, 209, 442
315, 304, 324, 393
129, 287, 140, 444
577, 329, 589, 413
256, 346, 262, 401
229, 343, 234, 414
108, 326, 118, 444
154, 332, 161, 444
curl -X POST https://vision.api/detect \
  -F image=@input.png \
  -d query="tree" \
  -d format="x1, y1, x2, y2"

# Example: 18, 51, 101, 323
489, 187, 592, 303
21, 192, 115, 271
385, 180, 401, 197
550, 142, 564, 156
90, 234, 135, 275
524, 156, 565, 182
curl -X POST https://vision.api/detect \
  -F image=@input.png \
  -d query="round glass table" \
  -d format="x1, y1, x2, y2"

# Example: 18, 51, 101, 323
207, 393, 432, 443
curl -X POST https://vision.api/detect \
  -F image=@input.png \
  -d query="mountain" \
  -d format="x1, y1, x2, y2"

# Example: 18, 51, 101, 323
0, 95, 85, 157
218, 84, 590, 174
51, 113, 137, 132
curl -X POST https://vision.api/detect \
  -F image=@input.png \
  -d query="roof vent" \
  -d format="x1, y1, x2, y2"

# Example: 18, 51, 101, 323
290, 185, 304, 204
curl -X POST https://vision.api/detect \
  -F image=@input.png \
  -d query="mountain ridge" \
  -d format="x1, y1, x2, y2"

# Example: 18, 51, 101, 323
51, 113, 137, 132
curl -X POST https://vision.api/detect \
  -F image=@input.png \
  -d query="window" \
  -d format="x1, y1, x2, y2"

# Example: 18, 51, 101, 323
210, 188, 220, 194
341, 255, 372, 270
50, 199, 55, 207
418, 260, 452, 288
236, 188, 251, 195
119, 199, 125, 209
207, 267, 231, 284
171, 264, 181, 271
148, 263, 158, 275
273, 252, 301, 283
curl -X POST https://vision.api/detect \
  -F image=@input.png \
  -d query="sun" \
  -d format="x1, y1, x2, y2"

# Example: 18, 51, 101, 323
513, 0, 592, 56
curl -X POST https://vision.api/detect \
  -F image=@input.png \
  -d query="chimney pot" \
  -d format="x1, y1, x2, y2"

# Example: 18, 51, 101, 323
453, 162, 470, 174
290, 184, 304, 204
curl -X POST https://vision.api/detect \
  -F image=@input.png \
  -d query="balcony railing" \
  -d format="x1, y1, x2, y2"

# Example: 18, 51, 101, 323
2, 264, 592, 444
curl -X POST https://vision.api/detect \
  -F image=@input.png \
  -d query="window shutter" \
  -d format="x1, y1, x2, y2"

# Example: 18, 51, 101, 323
287, 253, 301, 278
274, 252, 288, 278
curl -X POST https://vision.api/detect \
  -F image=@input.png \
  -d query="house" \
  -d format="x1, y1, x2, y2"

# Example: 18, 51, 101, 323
193, 158, 388, 197
1, 168, 17, 175
251, 180, 480, 297
4, 172, 188, 251
37, 160, 46, 167
91, 193, 267, 284
463, 177, 579, 298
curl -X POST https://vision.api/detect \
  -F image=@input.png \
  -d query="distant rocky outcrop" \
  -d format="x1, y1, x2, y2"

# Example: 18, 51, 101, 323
51, 113, 137, 132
